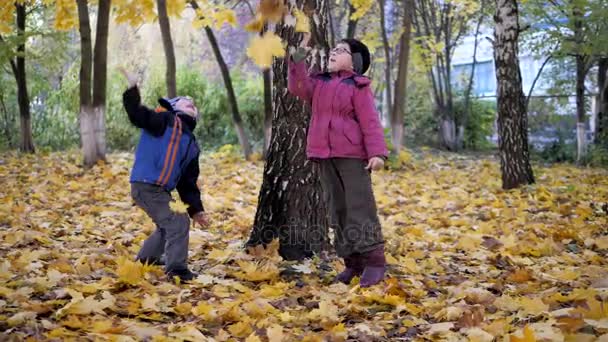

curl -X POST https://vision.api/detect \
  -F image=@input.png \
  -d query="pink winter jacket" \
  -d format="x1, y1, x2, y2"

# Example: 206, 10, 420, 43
287, 57, 388, 161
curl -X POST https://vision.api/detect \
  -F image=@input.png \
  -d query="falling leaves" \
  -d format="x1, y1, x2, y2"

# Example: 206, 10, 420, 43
293, 9, 310, 33
246, 31, 285, 69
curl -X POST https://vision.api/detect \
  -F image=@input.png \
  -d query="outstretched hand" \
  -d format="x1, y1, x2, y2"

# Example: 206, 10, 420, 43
119, 67, 138, 88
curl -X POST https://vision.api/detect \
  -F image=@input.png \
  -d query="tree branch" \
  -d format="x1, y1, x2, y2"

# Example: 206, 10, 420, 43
526, 55, 553, 109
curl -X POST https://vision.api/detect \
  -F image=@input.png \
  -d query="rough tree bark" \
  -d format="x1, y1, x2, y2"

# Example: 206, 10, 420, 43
493, 0, 535, 189
92, 0, 111, 161
246, 0, 330, 260
346, 2, 358, 39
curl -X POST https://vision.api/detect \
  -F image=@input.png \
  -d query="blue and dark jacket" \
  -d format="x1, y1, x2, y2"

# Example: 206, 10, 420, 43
123, 86, 204, 217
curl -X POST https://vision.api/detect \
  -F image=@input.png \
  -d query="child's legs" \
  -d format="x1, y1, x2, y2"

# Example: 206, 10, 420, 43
131, 183, 190, 272
136, 227, 166, 262
318, 159, 349, 257
333, 158, 384, 255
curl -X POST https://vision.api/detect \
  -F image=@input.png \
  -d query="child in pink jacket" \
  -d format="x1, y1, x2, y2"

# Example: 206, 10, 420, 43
288, 33, 388, 287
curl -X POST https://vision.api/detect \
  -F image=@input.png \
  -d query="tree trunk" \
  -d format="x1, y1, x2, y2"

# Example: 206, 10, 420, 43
596, 58, 608, 148
493, 0, 534, 190
346, 3, 358, 39
246, 0, 330, 261
92, 0, 110, 161
379, 0, 393, 116
157, 0, 177, 98
203, 25, 252, 160
15, 4, 34, 153
459, 0, 486, 149
263, 69, 273, 157
575, 55, 587, 162
76, 0, 97, 167
439, 114, 457, 151
390, 0, 413, 154
189, 0, 252, 159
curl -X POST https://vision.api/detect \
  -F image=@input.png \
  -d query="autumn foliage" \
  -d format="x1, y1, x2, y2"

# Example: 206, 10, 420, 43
0, 148, 607, 340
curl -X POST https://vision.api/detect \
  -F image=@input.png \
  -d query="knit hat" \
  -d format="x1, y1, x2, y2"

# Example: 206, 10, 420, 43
157, 97, 182, 112
341, 38, 371, 75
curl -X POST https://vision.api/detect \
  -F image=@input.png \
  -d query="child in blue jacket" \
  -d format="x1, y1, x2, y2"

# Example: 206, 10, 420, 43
121, 68, 209, 282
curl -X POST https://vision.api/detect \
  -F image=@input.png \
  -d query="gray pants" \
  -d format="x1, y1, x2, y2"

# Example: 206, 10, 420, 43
318, 158, 384, 257
131, 182, 190, 272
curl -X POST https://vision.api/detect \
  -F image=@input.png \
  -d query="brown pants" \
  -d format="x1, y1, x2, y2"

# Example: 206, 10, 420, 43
318, 158, 384, 257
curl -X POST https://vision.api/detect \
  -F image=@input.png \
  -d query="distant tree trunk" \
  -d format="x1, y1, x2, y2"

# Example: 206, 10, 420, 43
247, 0, 330, 261
390, 0, 414, 154
379, 0, 393, 117
190, 0, 252, 160
157, 0, 177, 98
596, 58, 608, 148
77, 0, 110, 167
575, 55, 588, 162
76, 0, 96, 167
92, 0, 111, 161
204, 26, 252, 160
493, 0, 534, 190
573, 4, 587, 163
459, 0, 486, 149
14, 4, 34, 153
346, 3, 358, 39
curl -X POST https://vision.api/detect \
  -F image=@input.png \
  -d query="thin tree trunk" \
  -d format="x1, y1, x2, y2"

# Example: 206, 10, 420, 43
575, 55, 587, 162
92, 0, 111, 161
247, 0, 330, 261
525, 55, 552, 109
76, 0, 97, 167
390, 0, 414, 154
596, 58, 608, 147
157, 0, 177, 98
15, 4, 34, 153
494, 0, 534, 190
459, 0, 485, 149
379, 0, 393, 117
204, 25, 252, 160
346, 3, 358, 39
191, 0, 252, 160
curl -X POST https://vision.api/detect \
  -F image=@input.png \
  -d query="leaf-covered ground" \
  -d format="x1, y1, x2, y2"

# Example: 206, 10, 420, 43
1, 147, 607, 341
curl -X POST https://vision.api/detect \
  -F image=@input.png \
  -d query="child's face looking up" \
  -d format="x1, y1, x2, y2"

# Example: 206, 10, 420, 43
328, 42, 353, 73
174, 97, 199, 120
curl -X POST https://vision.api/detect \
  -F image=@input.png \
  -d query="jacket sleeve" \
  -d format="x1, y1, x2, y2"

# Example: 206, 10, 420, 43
353, 81, 389, 159
176, 157, 204, 217
122, 86, 169, 137
287, 48, 316, 104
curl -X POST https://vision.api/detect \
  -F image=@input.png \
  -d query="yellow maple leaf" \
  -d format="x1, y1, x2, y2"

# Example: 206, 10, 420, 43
245, 333, 263, 342
56, 290, 115, 317
192, 301, 217, 321
267, 324, 285, 342
234, 260, 279, 282
244, 15, 265, 33
510, 325, 536, 342
228, 321, 253, 338
212, 8, 237, 29
258, 0, 286, 23
246, 31, 285, 69
115, 256, 146, 285
293, 9, 310, 33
